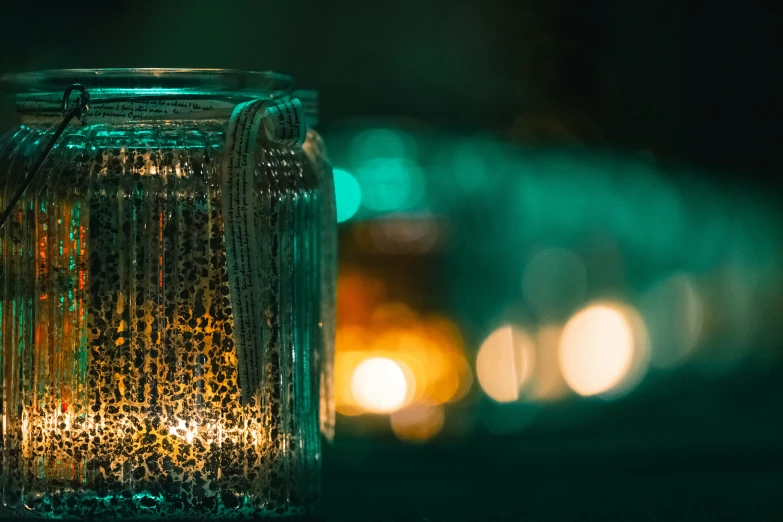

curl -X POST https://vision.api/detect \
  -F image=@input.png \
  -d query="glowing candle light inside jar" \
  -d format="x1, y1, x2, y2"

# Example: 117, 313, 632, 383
0, 69, 335, 520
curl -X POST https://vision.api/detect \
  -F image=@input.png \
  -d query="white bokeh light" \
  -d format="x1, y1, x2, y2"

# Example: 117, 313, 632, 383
559, 304, 636, 397
476, 325, 535, 403
351, 357, 409, 413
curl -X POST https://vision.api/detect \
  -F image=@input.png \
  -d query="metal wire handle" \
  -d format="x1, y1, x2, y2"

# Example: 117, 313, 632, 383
0, 82, 305, 230
0, 84, 91, 229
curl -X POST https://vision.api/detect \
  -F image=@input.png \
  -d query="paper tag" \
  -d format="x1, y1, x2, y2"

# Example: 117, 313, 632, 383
220, 98, 307, 403
262, 99, 308, 148
14, 92, 319, 126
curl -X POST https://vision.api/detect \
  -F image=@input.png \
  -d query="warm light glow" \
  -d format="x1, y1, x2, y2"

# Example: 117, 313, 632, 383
445, 351, 473, 403
351, 357, 409, 413
366, 214, 442, 255
559, 303, 648, 397
335, 348, 370, 416
390, 404, 445, 443
530, 325, 568, 401
168, 419, 197, 444
610, 304, 650, 398
337, 269, 387, 326
163, 418, 262, 447
476, 325, 535, 403
334, 285, 472, 417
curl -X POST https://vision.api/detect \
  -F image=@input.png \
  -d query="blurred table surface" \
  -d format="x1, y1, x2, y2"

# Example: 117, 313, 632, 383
318, 365, 783, 521
320, 440, 783, 521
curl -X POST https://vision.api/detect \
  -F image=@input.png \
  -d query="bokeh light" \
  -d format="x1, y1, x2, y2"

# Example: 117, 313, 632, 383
613, 162, 685, 258
641, 273, 704, 368
604, 303, 650, 398
351, 357, 409, 414
336, 268, 388, 327
431, 137, 505, 195
335, 324, 381, 416
522, 247, 587, 319
347, 127, 425, 214
559, 303, 649, 397
390, 404, 445, 443
334, 283, 472, 419
476, 325, 535, 403
350, 128, 415, 165
356, 158, 425, 212
333, 168, 362, 222
530, 325, 568, 401
367, 316, 468, 405
335, 348, 371, 416
326, 126, 783, 447
368, 213, 441, 255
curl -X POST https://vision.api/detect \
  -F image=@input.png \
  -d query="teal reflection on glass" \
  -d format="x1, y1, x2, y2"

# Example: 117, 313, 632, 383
333, 168, 362, 222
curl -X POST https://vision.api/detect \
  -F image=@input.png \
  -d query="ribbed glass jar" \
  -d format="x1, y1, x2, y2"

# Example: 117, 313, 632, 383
0, 69, 336, 520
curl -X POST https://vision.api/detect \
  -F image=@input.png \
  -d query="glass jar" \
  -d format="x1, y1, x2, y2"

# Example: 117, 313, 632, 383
0, 69, 336, 520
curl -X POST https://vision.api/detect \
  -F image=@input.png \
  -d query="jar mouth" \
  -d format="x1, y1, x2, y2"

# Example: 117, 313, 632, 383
0, 68, 295, 95
3, 69, 319, 126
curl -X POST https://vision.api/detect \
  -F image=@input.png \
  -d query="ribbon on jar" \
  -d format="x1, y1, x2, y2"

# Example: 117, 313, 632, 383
1, 84, 310, 405
1, 85, 317, 229
220, 98, 308, 404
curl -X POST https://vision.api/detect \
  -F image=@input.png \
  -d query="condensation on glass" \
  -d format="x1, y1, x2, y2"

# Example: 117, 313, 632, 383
0, 69, 336, 520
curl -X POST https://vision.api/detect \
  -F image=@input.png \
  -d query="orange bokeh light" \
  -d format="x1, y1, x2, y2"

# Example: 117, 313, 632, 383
334, 275, 472, 418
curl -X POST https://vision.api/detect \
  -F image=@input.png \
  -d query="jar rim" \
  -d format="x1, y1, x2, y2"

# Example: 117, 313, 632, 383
0, 68, 295, 95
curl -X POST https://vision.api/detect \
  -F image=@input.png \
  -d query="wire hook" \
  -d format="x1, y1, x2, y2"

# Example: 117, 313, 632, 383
0, 84, 92, 229
61, 83, 90, 119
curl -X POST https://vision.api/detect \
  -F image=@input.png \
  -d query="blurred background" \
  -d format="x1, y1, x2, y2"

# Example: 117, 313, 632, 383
2, 1, 782, 519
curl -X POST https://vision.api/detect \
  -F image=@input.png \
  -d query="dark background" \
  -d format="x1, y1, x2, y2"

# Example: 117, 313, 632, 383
2, 1, 782, 520
1, 1, 781, 189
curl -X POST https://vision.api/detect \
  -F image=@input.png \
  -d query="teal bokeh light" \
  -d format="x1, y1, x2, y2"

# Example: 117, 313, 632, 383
356, 157, 425, 212
350, 128, 416, 164
344, 127, 426, 214
333, 168, 362, 223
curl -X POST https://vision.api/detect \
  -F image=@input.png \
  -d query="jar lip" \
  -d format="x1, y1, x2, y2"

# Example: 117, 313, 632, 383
0, 68, 295, 95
